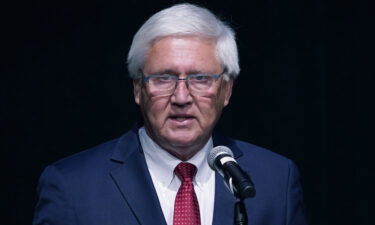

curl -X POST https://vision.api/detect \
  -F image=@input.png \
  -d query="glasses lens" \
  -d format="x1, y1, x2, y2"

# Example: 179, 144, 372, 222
146, 75, 176, 96
148, 75, 175, 88
188, 74, 215, 91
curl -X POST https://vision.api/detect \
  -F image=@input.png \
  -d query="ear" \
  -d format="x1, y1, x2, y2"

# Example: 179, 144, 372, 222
223, 79, 233, 107
133, 79, 142, 105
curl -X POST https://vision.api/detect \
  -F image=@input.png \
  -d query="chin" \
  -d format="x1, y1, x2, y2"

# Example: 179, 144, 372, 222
164, 132, 200, 148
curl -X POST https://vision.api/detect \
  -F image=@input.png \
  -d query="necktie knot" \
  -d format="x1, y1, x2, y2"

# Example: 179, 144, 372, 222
174, 162, 197, 183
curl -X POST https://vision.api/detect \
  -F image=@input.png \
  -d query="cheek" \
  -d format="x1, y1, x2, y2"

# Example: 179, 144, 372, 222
141, 94, 170, 122
197, 88, 228, 122
195, 95, 222, 120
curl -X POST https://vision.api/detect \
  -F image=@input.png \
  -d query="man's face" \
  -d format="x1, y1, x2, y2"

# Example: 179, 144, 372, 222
134, 36, 233, 160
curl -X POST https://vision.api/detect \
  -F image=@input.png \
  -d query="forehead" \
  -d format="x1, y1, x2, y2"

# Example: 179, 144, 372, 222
143, 36, 221, 74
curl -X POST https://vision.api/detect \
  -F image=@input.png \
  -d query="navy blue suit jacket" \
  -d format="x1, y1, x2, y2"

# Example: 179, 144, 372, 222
33, 128, 307, 225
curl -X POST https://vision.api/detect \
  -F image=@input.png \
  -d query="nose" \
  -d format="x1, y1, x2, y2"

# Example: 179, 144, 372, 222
170, 80, 193, 106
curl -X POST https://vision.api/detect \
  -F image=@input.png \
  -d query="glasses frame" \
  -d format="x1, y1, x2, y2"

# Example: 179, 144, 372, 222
140, 70, 227, 96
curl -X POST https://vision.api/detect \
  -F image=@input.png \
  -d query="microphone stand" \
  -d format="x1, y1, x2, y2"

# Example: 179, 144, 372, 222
226, 176, 253, 225
222, 176, 253, 225
234, 196, 248, 225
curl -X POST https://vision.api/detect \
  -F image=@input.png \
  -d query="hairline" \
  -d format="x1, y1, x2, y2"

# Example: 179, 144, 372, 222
138, 33, 231, 81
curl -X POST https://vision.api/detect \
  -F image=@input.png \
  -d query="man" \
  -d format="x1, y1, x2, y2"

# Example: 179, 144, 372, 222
33, 3, 307, 225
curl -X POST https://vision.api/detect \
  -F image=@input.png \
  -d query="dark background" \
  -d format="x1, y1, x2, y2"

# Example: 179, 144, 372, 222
1, 0, 373, 224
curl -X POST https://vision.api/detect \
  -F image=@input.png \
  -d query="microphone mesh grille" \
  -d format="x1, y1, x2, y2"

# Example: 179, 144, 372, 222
207, 146, 234, 170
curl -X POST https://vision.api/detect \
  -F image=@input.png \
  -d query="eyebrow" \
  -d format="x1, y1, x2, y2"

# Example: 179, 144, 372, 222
149, 69, 209, 75
151, 69, 178, 75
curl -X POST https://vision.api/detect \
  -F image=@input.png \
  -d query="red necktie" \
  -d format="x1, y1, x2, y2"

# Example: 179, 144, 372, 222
173, 162, 201, 225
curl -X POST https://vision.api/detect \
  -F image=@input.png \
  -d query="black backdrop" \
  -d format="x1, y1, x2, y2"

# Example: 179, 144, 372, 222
1, 0, 373, 225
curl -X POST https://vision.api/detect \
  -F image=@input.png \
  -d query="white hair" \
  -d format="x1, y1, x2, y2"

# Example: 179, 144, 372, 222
127, 3, 240, 80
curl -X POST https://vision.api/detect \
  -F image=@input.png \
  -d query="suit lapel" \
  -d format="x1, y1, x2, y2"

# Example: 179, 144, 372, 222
212, 131, 244, 225
212, 172, 236, 225
110, 129, 167, 225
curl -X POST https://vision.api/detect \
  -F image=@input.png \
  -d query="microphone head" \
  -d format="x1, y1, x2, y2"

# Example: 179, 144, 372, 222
207, 145, 234, 170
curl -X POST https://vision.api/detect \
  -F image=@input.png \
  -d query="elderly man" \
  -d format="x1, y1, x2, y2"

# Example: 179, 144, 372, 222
33, 3, 307, 225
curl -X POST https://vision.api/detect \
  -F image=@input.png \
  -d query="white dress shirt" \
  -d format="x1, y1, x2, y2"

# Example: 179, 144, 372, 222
139, 127, 215, 225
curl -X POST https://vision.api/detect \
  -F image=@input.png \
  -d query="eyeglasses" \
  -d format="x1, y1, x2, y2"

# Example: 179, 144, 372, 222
141, 70, 226, 96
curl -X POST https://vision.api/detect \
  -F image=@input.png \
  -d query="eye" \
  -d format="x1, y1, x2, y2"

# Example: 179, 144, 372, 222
159, 75, 172, 81
151, 75, 173, 83
195, 75, 206, 81
190, 74, 209, 82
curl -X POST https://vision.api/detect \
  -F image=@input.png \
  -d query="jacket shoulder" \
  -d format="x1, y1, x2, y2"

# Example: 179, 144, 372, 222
233, 139, 290, 162
51, 138, 119, 172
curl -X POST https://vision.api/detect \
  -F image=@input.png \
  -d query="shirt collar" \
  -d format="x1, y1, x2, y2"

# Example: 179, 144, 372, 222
138, 127, 213, 189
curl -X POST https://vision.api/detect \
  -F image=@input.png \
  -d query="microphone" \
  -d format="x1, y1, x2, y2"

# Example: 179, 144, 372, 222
208, 146, 256, 199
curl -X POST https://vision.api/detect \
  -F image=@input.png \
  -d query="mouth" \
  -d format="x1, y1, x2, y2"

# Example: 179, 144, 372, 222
169, 115, 195, 124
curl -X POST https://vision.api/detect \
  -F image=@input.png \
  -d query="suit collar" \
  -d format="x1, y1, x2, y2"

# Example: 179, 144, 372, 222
213, 129, 243, 159
110, 125, 140, 163
109, 128, 167, 225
